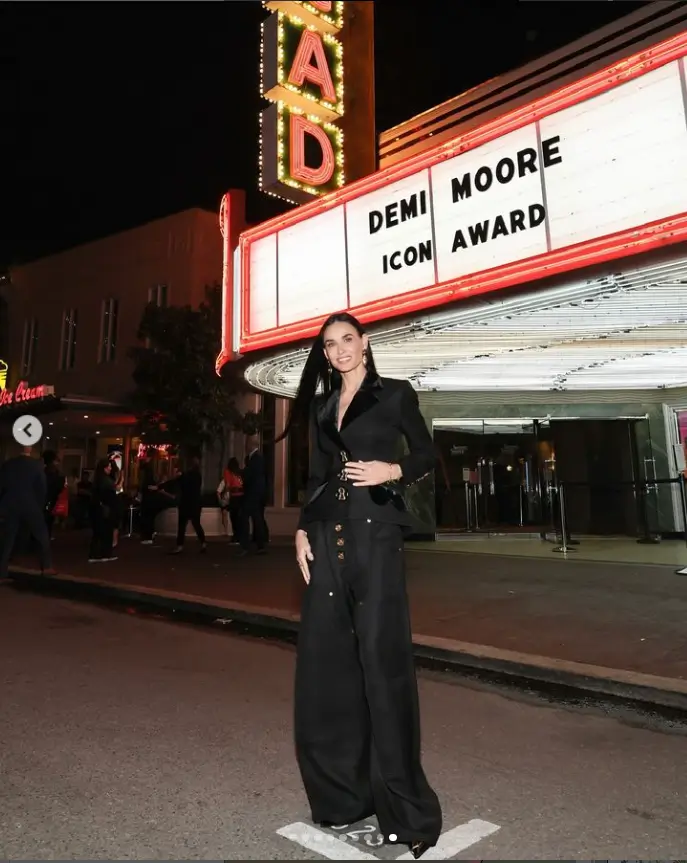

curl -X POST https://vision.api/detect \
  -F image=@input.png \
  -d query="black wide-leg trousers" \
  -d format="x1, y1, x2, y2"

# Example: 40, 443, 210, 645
294, 518, 442, 845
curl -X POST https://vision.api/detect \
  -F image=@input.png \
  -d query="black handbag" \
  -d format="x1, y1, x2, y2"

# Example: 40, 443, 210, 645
370, 471, 436, 531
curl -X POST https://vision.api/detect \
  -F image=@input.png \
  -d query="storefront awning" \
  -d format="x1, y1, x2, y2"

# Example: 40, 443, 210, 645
0, 387, 135, 436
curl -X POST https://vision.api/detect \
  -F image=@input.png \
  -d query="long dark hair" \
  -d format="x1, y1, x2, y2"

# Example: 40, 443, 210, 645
277, 312, 378, 442
94, 457, 112, 485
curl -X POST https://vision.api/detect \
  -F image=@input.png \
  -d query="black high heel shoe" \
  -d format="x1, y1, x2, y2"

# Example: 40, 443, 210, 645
409, 840, 430, 859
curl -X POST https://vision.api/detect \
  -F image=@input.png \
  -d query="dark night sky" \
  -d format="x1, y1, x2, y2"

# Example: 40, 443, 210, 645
2, 0, 649, 269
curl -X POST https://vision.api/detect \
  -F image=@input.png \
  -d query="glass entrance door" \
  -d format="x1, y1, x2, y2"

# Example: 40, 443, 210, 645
476, 419, 545, 531
433, 418, 547, 533
546, 415, 652, 538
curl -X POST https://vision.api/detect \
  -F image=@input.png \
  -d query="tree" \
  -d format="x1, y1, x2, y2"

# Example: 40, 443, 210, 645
128, 283, 250, 456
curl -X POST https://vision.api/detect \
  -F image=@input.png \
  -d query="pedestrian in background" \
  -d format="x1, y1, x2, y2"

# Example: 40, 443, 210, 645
138, 456, 161, 544
0, 446, 55, 577
88, 458, 118, 563
217, 457, 244, 543
107, 453, 125, 548
240, 437, 269, 555
170, 454, 207, 555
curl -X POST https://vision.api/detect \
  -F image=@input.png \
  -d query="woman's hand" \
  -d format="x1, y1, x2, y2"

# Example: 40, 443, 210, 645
295, 529, 314, 584
345, 461, 402, 487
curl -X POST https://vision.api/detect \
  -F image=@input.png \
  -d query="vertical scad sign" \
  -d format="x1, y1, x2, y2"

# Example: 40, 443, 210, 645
260, 0, 344, 204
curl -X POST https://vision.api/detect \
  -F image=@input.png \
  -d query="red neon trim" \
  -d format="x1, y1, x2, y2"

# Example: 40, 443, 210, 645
216, 194, 236, 373
238, 213, 687, 352
243, 31, 687, 246
290, 113, 336, 185
288, 28, 337, 103
238, 31, 687, 352
215, 190, 248, 373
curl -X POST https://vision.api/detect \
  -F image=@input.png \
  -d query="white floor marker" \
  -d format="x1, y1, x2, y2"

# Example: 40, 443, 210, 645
277, 818, 500, 860
395, 819, 500, 860
277, 822, 379, 860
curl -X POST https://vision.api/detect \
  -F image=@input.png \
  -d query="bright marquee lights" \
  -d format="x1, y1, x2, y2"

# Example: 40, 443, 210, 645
234, 31, 687, 357
242, 254, 687, 394
260, 1, 344, 204
265, 0, 344, 32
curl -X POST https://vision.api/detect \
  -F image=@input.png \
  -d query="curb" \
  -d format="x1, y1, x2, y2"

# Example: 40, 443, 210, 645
8, 567, 687, 718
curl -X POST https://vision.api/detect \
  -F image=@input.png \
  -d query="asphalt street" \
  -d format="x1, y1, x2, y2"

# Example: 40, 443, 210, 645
2, 585, 686, 860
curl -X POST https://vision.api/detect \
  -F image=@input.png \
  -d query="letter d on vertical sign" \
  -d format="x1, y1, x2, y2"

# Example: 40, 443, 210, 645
290, 113, 336, 186
259, 1, 345, 204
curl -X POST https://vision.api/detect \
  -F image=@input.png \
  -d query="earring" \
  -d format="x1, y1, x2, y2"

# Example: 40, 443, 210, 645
327, 359, 332, 376
362, 349, 368, 367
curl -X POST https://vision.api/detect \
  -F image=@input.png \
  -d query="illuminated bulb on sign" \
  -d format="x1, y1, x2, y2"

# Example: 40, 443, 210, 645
260, 1, 344, 202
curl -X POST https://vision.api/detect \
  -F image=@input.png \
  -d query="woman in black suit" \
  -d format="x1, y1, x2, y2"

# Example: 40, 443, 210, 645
278, 312, 442, 859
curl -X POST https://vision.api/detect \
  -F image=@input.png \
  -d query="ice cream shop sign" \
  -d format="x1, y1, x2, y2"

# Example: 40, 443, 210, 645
260, 0, 344, 204
0, 381, 55, 409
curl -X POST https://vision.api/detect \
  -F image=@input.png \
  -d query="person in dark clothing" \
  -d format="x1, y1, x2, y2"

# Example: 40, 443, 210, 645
107, 455, 126, 548
283, 312, 442, 858
170, 455, 207, 554
240, 437, 269, 554
43, 450, 65, 538
88, 458, 119, 563
138, 457, 161, 544
0, 446, 55, 577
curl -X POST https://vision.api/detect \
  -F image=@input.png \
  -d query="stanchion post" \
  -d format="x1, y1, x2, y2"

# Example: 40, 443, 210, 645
559, 484, 568, 554
552, 483, 574, 554
464, 482, 472, 531
549, 483, 557, 537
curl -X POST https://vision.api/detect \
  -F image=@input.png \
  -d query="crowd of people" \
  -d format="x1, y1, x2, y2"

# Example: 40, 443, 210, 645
0, 439, 270, 574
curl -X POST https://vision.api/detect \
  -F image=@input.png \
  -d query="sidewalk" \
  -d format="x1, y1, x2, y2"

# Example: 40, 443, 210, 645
8, 531, 687, 711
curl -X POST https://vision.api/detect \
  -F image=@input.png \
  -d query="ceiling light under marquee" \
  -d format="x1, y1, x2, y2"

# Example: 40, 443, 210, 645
243, 254, 687, 395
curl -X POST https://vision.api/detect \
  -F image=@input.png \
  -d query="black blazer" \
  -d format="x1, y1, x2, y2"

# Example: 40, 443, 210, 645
298, 373, 434, 531
243, 450, 267, 507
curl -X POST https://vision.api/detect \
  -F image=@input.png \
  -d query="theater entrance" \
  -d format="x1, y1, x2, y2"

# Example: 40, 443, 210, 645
434, 418, 548, 535
433, 415, 655, 537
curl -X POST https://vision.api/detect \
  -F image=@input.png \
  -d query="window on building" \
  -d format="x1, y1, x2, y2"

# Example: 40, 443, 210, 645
21, 317, 38, 376
260, 394, 276, 507
287, 413, 310, 505
59, 308, 78, 371
99, 298, 119, 363
148, 283, 168, 307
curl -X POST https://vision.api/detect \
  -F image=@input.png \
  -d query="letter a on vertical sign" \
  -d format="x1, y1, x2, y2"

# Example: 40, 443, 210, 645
260, 0, 345, 204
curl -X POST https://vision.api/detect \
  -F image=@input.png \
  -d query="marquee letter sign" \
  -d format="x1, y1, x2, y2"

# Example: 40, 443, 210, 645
260, 0, 344, 204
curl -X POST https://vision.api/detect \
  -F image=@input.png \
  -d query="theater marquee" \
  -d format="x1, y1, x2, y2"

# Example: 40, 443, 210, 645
222, 32, 687, 359
260, 0, 344, 204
